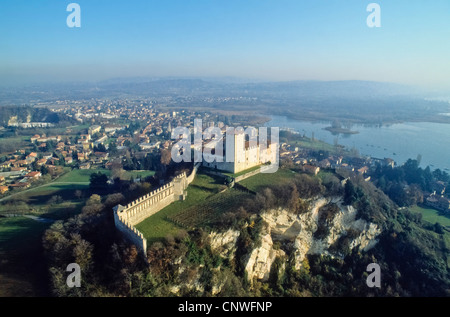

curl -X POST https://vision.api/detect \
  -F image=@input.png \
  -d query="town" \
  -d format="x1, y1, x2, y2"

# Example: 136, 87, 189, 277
0, 100, 449, 218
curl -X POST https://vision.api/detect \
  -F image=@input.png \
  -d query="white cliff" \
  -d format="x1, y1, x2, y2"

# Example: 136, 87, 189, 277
243, 197, 381, 280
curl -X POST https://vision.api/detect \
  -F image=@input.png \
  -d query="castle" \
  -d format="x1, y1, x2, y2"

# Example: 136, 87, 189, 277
201, 129, 277, 174
113, 128, 278, 256
113, 164, 199, 255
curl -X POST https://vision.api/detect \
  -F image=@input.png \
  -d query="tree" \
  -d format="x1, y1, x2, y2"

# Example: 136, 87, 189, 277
74, 190, 83, 200
160, 149, 172, 166
344, 180, 358, 205
86, 194, 101, 206
48, 195, 63, 205
94, 143, 107, 152
89, 172, 108, 193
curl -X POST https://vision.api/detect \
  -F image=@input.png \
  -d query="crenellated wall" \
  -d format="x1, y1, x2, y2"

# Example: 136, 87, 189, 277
113, 164, 200, 255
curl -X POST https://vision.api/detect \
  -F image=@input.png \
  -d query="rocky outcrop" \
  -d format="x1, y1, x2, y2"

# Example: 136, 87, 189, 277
244, 233, 285, 281
181, 197, 382, 288
242, 197, 381, 281
209, 229, 240, 261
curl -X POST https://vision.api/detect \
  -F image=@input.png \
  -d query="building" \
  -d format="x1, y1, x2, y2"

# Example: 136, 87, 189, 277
88, 125, 102, 135
30, 134, 41, 143
303, 164, 320, 175
77, 153, 86, 162
79, 162, 91, 170
0, 186, 9, 194
9, 182, 30, 189
201, 130, 278, 174
25, 171, 42, 180
426, 194, 450, 213
358, 166, 369, 175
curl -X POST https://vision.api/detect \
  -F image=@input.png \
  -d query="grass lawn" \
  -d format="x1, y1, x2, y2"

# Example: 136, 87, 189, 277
410, 205, 450, 267
135, 173, 226, 245
57, 168, 111, 183
409, 205, 450, 228
123, 170, 155, 180
0, 216, 50, 296
222, 165, 262, 178
168, 188, 253, 229
57, 168, 154, 183
239, 167, 297, 192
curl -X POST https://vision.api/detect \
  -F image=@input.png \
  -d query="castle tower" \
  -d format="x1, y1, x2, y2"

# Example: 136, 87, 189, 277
234, 131, 246, 166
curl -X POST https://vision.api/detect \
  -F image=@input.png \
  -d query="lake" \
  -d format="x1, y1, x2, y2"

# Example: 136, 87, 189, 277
265, 116, 450, 171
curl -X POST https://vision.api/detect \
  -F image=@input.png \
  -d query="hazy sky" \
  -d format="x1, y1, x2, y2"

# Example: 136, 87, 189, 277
1, 0, 449, 89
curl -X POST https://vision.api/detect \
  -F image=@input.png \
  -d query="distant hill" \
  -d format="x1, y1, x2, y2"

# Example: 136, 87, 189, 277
1, 78, 448, 124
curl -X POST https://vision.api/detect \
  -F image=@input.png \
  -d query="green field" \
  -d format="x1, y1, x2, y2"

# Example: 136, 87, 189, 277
57, 168, 154, 183
0, 216, 50, 296
409, 205, 450, 228
410, 205, 450, 265
239, 168, 297, 192
222, 165, 262, 178
168, 188, 253, 229
56, 168, 111, 183
135, 173, 230, 244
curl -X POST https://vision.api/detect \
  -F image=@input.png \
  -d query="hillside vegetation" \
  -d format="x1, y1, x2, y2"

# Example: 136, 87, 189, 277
41, 167, 450, 297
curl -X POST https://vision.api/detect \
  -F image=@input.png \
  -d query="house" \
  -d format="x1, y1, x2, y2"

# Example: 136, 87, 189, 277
26, 152, 38, 162
78, 134, 91, 143
0, 176, 5, 185
303, 165, 320, 175
0, 161, 11, 169
433, 181, 446, 196
88, 125, 102, 135
383, 158, 395, 168
9, 182, 30, 189
0, 186, 8, 194
30, 134, 41, 143
82, 142, 92, 152
25, 171, 42, 180
94, 135, 108, 147
358, 166, 369, 175
79, 162, 91, 170
36, 158, 48, 166
56, 142, 66, 151
94, 152, 109, 160
426, 194, 450, 213
77, 153, 86, 162
65, 157, 73, 164
139, 142, 160, 150
318, 159, 331, 169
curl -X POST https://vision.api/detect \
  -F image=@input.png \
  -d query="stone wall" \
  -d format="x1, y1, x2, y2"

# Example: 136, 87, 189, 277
113, 164, 200, 255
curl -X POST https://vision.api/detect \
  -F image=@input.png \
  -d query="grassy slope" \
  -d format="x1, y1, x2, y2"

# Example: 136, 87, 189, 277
409, 205, 450, 267
135, 173, 225, 244
239, 168, 297, 192
0, 217, 50, 296
409, 205, 450, 227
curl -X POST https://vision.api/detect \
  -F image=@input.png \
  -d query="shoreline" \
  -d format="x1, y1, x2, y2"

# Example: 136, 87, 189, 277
324, 126, 359, 135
